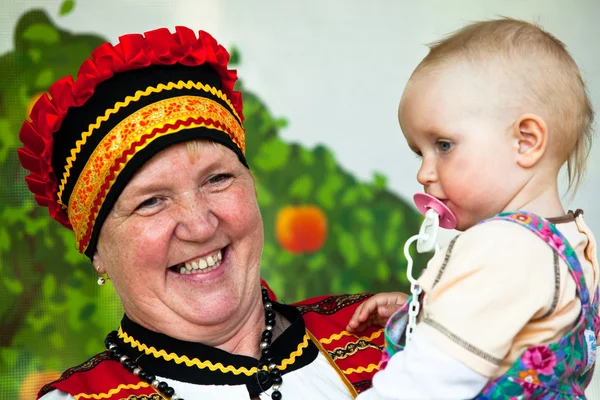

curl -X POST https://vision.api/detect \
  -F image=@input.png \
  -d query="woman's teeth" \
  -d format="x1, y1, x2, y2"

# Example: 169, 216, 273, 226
178, 250, 223, 275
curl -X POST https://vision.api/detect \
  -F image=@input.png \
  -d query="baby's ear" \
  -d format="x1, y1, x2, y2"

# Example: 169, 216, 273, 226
513, 114, 548, 168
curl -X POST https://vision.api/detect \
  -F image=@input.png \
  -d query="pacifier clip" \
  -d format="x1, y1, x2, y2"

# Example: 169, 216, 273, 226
404, 194, 457, 343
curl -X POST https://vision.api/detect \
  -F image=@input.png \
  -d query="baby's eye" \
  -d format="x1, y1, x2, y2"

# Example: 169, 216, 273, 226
436, 140, 453, 152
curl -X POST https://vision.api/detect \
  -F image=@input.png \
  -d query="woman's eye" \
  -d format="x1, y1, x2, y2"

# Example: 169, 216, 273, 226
437, 140, 453, 152
208, 173, 233, 185
136, 197, 159, 210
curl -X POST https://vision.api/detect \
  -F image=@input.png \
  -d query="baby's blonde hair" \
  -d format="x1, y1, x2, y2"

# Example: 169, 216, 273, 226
413, 18, 594, 193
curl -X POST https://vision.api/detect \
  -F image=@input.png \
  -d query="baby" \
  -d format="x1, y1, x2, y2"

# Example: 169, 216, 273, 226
350, 18, 599, 399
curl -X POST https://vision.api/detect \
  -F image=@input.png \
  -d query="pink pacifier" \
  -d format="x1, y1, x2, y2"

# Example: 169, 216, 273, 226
413, 193, 457, 229
412, 193, 457, 253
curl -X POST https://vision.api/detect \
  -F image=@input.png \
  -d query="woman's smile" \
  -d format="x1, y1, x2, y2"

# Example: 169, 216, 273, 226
168, 246, 229, 282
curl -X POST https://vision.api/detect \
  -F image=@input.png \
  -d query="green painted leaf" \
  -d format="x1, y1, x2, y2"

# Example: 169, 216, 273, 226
42, 274, 56, 298
384, 211, 404, 252
300, 148, 314, 165
274, 118, 288, 129
376, 261, 391, 281
229, 46, 240, 65
255, 179, 273, 206
58, 228, 86, 265
262, 242, 277, 260
4, 278, 23, 294
336, 228, 359, 268
23, 24, 59, 44
289, 175, 313, 199
253, 139, 289, 171
359, 229, 378, 258
50, 331, 65, 348
59, 0, 75, 16
316, 173, 344, 209
79, 303, 96, 321
0, 118, 14, 162
51, 290, 67, 304
348, 282, 365, 294
307, 253, 326, 271
373, 172, 387, 189
359, 184, 375, 201
66, 275, 83, 289
276, 249, 295, 264
323, 149, 337, 171
331, 275, 343, 294
0, 227, 10, 251
341, 187, 360, 206
355, 209, 374, 225
28, 48, 42, 63
35, 69, 54, 88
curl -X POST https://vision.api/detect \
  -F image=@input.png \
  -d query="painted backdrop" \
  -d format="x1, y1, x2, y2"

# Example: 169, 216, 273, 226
1, 0, 600, 398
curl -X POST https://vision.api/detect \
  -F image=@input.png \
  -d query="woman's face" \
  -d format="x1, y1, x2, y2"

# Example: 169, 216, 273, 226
94, 141, 264, 339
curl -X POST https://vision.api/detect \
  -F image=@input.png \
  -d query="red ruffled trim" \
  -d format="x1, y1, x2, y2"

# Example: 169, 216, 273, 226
17, 27, 243, 230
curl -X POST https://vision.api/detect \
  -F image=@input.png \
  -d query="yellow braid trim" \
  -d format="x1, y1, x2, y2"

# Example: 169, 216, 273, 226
73, 382, 150, 399
118, 327, 310, 375
342, 363, 380, 375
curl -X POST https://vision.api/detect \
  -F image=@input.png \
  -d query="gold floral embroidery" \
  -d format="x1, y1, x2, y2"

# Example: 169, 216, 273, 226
68, 95, 244, 252
328, 338, 383, 361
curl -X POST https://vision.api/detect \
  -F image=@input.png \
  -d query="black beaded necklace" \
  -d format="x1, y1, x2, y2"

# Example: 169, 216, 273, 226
104, 287, 283, 399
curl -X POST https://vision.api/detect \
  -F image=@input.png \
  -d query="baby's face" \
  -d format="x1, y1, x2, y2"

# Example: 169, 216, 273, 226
399, 61, 528, 231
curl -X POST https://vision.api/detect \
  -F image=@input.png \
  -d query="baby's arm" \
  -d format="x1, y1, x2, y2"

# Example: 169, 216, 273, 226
358, 221, 557, 399
347, 292, 409, 333
357, 333, 488, 399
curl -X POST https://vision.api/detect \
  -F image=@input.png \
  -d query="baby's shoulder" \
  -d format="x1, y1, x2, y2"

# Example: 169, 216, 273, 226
462, 217, 549, 244
448, 218, 554, 266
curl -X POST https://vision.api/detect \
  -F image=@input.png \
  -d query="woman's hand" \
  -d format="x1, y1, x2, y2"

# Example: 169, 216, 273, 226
346, 292, 409, 333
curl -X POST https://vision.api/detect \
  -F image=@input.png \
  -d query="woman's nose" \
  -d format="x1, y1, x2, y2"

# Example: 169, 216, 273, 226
173, 192, 218, 243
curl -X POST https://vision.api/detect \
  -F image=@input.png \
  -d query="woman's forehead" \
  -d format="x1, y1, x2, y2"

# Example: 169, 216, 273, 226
124, 142, 237, 189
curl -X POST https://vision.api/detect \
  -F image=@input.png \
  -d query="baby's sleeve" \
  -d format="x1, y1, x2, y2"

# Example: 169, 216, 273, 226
415, 220, 557, 377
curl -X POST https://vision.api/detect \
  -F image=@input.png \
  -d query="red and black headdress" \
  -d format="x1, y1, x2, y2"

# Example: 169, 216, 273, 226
18, 27, 246, 258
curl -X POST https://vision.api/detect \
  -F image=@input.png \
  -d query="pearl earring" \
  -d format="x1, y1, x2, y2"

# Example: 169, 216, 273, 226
95, 265, 107, 286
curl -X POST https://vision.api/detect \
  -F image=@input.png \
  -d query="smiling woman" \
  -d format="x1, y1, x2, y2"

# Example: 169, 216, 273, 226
97, 141, 266, 342
18, 27, 386, 399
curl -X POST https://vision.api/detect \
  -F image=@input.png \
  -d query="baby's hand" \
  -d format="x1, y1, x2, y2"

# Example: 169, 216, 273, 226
346, 292, 409, 333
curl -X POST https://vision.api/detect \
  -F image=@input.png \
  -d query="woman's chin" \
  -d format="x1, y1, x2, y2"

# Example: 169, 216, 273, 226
176, 299, 242, 328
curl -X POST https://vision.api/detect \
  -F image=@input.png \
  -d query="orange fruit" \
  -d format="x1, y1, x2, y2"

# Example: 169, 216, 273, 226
276, 205, 327, 253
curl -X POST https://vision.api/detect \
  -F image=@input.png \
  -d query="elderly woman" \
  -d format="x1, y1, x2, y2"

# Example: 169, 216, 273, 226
18, 27, 385, 399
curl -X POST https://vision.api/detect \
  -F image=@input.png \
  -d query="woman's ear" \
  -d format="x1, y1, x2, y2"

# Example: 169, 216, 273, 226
92, 252, 106, 274
512, 113, 548, 168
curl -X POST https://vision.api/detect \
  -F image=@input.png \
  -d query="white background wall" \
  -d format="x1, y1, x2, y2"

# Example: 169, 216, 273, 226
2, 0, 600, 396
